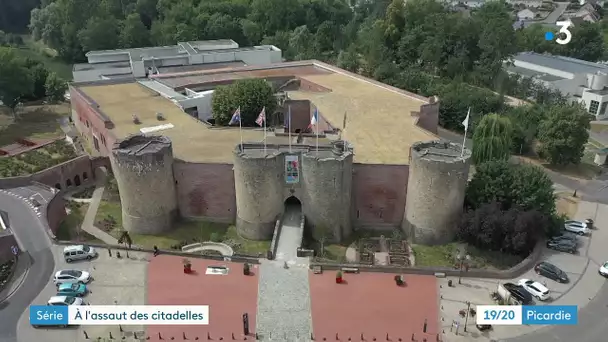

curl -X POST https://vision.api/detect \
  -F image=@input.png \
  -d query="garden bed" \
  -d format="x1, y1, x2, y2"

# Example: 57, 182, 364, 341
71, 186, 95, 199
0, 259, 16, 291
411, 243, 523, 270
0, 140, 77, 177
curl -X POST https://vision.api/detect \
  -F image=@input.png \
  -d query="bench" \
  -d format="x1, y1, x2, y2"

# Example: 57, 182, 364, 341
341, 267, 360, 274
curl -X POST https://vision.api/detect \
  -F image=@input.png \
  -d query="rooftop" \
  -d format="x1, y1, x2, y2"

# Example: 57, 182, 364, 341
505, 65, 566, 82
513, 52, 608, 75
76, 61, 437, 164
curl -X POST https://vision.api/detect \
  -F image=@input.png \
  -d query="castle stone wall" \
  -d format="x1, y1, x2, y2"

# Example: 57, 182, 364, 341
403, 140, 471, 245
301, 143, 353, 242
233, 151, 284, 239
110, 135, 178, 234
233, 142, 353, 243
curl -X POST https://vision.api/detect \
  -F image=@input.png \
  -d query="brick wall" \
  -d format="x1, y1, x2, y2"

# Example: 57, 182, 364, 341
70, 86, 116, 156
352, 164, 409, 229
46, 193, 66, 237
32, 155, 94, 190
173, 161, 236, 222
416, 98, 440, 135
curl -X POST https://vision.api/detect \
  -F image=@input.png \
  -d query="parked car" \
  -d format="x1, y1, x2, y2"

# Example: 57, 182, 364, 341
502, 283, 533, 304
47, 295, 84, 306
564, 220, 590, 235
517, 279, 550, 301
546, 239, 577, 254
535, 261, 569, 283
53, 269, 92, 286
63, 245, 98, 262
57, 283, 87, 297
599, 261, 608, 277
549, 233, 577, 244
476, 324, 492, 331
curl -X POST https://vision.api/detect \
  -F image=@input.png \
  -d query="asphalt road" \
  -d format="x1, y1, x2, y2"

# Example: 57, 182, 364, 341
503, 281, 608, 342
0, 191, 54, 342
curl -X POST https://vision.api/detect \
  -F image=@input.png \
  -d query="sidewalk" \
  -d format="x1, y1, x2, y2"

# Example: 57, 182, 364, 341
79, 180, 118, 245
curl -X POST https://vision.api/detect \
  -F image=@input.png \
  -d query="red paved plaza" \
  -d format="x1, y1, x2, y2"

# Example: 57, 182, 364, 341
146, 256, 259, 341
309, 272, 439, 341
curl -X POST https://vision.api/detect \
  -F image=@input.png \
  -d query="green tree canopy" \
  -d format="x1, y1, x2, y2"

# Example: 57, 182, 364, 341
537, 104, 590, 165
0, 47, 33, 111
472, 113, 513, 164
211, 79, 276, 126
458, 202, 546, 255
466, 160, 556, 217
45, 72, 68, 103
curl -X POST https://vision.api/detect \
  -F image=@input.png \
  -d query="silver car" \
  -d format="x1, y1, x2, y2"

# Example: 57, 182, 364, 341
564, 220, 589, 235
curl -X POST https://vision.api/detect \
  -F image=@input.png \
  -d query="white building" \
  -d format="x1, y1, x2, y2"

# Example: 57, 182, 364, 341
517, 8, 538, 20
506, 52, 608, 120
72, 39, 282, 82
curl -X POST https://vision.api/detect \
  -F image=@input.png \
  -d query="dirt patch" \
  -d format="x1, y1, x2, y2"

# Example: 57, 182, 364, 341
556, 192, 580, 219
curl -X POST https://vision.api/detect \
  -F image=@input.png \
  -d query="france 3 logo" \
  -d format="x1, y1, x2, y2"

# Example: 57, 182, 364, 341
545, 21, 572, 45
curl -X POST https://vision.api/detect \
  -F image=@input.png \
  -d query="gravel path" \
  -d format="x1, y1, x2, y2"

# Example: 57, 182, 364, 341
256, 260, 313, 341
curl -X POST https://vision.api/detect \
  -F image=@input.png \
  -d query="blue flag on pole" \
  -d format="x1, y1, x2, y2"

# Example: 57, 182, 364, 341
229, 107, 241, 125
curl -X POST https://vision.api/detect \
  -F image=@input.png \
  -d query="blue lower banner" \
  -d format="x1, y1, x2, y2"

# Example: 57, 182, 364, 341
477, 305, 578, 325
30, 305, 210, 326
522, 305, 578, 325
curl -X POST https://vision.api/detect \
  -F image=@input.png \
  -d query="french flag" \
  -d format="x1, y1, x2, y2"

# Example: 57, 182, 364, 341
309, 108, 318, 129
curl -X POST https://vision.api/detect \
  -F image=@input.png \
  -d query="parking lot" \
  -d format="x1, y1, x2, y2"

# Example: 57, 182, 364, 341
440, 202, 608, 341
17, 245, 148, 342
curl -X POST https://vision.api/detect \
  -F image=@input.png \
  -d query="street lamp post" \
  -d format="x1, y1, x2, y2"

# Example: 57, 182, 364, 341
457, 253, 470, 284
464, 301, 471, 332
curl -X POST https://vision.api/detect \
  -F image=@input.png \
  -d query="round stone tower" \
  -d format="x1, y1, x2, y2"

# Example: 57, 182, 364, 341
110, 135, 178, 234
233, 146, 283, 240
301, 140, 354, 243
403, 140, 471, 245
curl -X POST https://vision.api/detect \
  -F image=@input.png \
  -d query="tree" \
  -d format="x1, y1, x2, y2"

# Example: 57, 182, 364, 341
336, 45, 360, 72
472, 113, 513, 164
537, 104, 590, 165
457, 202, 544, 255
211, 79, 276, 126
466, 160, 556, 217
0, 47, 33, 112
120, 13, 151, 48
45, 72, 68, 103
78, 16, 121, 52
24, 59, 50, 100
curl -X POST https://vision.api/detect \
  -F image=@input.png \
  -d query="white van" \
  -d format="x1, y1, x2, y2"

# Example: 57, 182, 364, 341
63, 245, 97, 262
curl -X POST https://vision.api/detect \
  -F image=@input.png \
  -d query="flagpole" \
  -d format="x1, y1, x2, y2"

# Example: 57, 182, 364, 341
239, 107, 243, 151
461, 107, 470, 158
288, 105, 292, 153
316, 119, 319, 153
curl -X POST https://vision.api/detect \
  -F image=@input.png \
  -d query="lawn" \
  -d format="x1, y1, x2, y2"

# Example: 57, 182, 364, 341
0, 104, 69, 146
14, 35, 73, 80
55, 202, 103, 243
411, 243, 523, 270
94, 197, 270, 255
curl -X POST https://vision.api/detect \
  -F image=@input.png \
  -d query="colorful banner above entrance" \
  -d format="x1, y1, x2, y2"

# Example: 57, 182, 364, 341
285, 155, 300, 184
